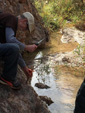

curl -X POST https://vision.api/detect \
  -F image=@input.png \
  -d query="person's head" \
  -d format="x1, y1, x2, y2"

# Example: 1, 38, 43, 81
18, 12, 35, 33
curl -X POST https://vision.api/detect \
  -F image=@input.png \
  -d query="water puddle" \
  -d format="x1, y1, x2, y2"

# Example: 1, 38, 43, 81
31, 52, 84, 113
24, 31, 85, 113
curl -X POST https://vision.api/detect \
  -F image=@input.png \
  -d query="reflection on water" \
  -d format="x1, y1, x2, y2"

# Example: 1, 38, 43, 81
24, 31, 84, 113
34, 52, 51, 83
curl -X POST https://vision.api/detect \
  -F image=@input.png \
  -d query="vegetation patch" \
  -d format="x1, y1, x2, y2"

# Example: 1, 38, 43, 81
33, 0, 85, 31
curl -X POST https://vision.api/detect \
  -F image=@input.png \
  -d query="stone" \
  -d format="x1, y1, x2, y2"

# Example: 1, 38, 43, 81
39, 96, 54, 106
62, 57, 70, 63
35, 83, 50, 89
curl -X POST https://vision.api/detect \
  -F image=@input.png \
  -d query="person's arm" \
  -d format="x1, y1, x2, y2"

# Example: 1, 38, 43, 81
6, 27, 25, 51
6, 27, 37, 52
18, 53, 26, 68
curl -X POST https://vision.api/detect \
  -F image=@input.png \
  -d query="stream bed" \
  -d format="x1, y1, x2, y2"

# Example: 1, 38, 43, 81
24, 29, 85, 113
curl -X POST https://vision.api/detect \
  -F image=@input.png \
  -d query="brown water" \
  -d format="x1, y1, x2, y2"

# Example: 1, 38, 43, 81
24, 31, 85, 113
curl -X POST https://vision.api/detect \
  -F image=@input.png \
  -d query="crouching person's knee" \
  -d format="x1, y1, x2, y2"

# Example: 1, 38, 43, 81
10, 43, 20, 54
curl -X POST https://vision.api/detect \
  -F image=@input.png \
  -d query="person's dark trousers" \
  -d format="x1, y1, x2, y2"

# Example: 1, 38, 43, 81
74, 79, 85, 113
0, 43, 19, 81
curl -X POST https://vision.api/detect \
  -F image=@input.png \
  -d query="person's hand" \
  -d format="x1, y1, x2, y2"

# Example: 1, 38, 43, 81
24, 44, 37, 52
22, 66, 33, 83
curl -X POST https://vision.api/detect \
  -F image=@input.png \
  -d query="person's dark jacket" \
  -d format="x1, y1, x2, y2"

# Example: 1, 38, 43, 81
0, 12, 18, 43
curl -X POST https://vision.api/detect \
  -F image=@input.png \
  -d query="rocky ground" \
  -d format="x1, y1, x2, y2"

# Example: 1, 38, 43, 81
49, 27, 85, 67
0, 66, 51, 113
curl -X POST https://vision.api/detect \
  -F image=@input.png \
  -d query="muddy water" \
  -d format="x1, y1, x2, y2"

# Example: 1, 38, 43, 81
24, 31, 85, 113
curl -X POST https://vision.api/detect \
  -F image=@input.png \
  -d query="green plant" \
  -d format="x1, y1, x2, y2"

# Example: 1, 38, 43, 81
33, 0, 84, 31
74, 45, 81, 55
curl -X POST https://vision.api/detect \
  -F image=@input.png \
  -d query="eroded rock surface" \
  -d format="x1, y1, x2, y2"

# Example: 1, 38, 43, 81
61, 27, 85, 44
49, 27, 85, 67
0, 67, 51, 113
39, 96, 54, 106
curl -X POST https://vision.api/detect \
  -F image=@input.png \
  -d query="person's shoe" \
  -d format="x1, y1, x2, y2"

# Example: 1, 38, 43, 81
0, 76, 21, 90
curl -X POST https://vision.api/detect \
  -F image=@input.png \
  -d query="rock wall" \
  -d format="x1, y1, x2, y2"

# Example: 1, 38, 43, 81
0, 1, 51, 113
0, 0, 49, 45
0, 66, 51, 113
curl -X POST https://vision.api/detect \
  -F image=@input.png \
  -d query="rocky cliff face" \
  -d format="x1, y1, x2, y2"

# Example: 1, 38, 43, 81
0, 0, 49, 45
0, 67, 51, 113
0, 0, 50, 113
